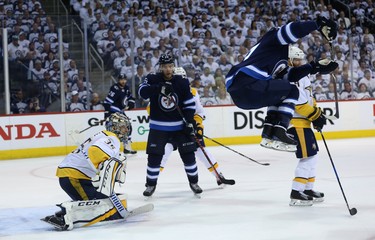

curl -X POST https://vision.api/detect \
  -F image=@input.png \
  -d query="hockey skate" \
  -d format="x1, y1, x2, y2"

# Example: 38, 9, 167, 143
304, 190, 325, 203
41, 214, 71, 231
189, 182, 203, 196
124, 141, 137, 154
289, 190, 313, 206
271, 125, 297, 152
260, 123, 274, 149
216, 172, 236, 186
143, 184, 156, 197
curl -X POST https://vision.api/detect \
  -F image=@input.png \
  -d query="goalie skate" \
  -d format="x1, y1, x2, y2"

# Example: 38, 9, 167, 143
289, 190, 313, 206
41, 215, 71, 231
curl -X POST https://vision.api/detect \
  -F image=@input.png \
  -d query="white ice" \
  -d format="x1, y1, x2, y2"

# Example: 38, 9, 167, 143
0, 137, 374, 240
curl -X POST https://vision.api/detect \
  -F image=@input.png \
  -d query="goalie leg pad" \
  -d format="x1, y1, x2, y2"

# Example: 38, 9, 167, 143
60, 195, 128, 229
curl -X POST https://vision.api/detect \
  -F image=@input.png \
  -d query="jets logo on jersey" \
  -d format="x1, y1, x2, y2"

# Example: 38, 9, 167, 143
15, 50, 23, 58
158, 94, 177, 112
48, 35, 57, 43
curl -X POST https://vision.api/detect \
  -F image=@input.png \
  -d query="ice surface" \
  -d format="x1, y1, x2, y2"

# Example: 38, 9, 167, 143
0, 137, 374, 240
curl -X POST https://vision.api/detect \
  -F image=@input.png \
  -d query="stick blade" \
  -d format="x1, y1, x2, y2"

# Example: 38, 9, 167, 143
350, 208, 357, 216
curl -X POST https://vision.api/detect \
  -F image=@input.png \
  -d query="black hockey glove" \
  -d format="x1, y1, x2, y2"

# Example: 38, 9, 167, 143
312, 113, 327, 131
127, 101, 135, 110
160, 82, 174, 97
316, 16, 337, 42
310, 59, 338, 75
184, 121, 196, 136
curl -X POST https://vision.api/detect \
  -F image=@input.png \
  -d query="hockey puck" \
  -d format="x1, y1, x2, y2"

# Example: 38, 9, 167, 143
350, 208, 357, 216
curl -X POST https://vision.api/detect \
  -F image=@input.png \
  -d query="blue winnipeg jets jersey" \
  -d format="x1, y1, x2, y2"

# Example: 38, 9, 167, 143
225, 21, 319, 89
138, 72, 195, 131
105, 83, 134, 113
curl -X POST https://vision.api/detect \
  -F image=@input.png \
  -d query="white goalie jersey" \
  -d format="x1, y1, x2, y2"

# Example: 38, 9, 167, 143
57, 130, 122, 180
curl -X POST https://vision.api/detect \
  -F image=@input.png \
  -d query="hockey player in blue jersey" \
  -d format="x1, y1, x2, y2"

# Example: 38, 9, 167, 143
225, 17, 337, 152
104, 74, 137, 154
138, 53, 202, 197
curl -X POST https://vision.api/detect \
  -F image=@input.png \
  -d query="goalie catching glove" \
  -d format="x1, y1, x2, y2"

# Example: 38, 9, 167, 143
310, 59, 338, 75
316, 16, 337, 42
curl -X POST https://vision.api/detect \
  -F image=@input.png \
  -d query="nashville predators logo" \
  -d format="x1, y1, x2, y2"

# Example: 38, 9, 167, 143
159, 94, 177, 112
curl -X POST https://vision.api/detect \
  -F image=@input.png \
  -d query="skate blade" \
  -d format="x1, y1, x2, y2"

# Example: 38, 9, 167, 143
260, 138, 273, 149
193, 193, 202, 199
289, 199, 313, 206
217, 183, 226, 189
144, 196, 153, 201
271, 140, 297, 152
313, 197, 324, 203
40, 218, 68, 231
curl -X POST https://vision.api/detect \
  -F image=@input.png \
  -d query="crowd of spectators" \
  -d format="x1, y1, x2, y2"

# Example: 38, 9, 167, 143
72, 0, 375, 105
3, 0, 375, 114
2, 0, 94, 113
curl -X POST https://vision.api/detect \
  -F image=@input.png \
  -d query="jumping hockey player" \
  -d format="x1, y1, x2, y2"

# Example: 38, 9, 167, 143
159, 67, 235, 186
42, 113, 152, 230
104, 73, 137, 154
285, 46, 337, 206
225, 17, 337, 152
138, 54, 202, 197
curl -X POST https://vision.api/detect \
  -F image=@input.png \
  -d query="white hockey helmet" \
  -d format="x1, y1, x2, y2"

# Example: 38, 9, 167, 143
105, 112, 130, 142
288, 46, 305, 61
174, 67, 187, 78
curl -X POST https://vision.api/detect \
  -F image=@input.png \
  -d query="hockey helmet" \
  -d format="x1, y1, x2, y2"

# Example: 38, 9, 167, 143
159, 54, 174, 65
173, 67, 187, 78
288, 46, 305, 60
105, 112, 130, 142
118, 74, 127, 80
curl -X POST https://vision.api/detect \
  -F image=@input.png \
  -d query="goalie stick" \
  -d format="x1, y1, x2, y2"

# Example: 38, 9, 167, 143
168, 95, 235, 185
118, 203, 154, 221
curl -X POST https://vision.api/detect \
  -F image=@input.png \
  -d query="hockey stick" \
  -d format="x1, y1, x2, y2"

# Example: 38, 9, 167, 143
319, 130, 357, 216
329, 41, 340, 120
203, 135, 270, 166
168, 95, 235, 184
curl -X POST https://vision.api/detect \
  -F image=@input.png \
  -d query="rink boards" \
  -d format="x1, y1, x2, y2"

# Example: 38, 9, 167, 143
1, 100, 375, 160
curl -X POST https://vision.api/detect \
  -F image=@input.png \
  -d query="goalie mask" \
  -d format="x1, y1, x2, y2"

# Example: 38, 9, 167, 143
105, 112, 130, 142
